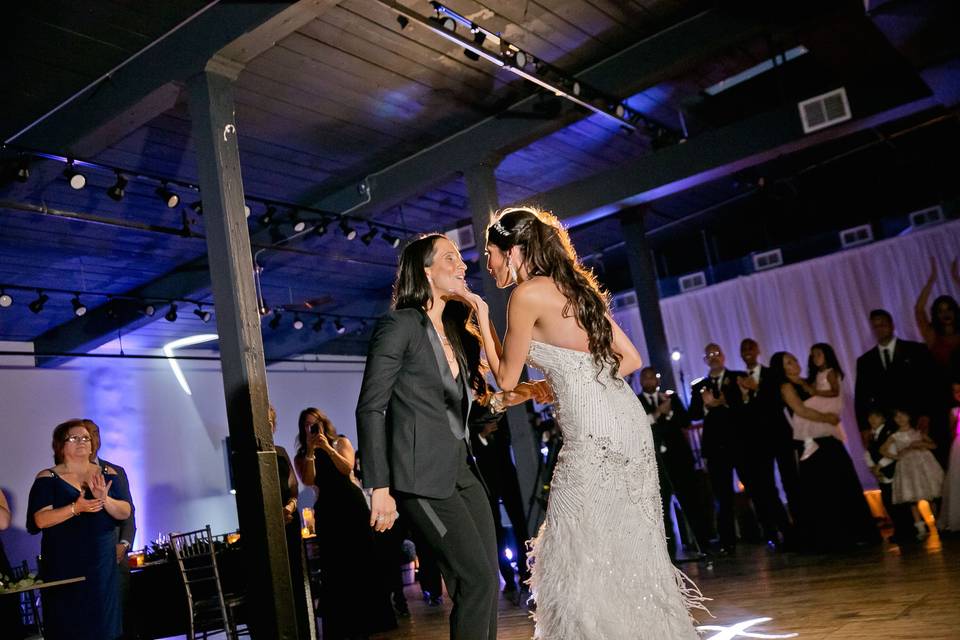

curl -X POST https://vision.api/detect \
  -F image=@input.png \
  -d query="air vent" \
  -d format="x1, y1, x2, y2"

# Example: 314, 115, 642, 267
752, 249, 783, 271
445, 224, 476, 250
840, 224, 874, 249
611, 291, 638, 310
908, 205, 944, 229
679, 271, 707, 292
798, 88, 851, 134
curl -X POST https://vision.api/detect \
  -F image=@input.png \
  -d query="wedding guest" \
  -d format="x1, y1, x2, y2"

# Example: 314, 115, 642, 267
689, 343, 747, 554
735, 339, 794, 549
771, 354, 879, 551
0, 488, 27, 639
27, 419, 132, 640
85, 420, 136, 640
938, 383, 960, 534
294, 407, 395, 639
881, 409, 945, 541
863, 408, 915, 545
638, 367, 712, 557
269, 406, 312, 639
855, 309, 937, 456
915, 259, 960, 465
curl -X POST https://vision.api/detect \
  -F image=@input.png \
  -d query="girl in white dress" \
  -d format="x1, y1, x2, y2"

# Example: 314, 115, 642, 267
464, 207, 707, 640
796, 343, 846, 460
881, 409, 945, 540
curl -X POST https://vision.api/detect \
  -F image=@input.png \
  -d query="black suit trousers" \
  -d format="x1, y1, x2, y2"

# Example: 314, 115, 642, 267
397, 451, 498, 640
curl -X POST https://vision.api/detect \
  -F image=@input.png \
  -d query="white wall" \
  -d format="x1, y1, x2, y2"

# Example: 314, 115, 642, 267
0, 342, 365, 568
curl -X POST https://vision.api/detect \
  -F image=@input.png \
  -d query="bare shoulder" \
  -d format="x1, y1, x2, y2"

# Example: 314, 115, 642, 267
335, 435, 354, 450
35, 469, 55, 479
512, 277, 556, 303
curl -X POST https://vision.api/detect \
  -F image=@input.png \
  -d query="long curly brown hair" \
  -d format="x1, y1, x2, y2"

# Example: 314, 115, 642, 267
487, 207, 621, 381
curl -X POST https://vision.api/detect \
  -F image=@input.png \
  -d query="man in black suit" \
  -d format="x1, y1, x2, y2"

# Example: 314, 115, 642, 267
736, 339, 796, 547
688, 343, 748, 553
863, 408, 916, 545
87, 420, 136, 640
637, 367, 711, 558
855, 309, 937, 452
357, 305, 501, 640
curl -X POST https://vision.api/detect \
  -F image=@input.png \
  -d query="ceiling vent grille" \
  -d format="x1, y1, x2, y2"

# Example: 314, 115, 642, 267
908, 205, 944, 230
611, 291, 638, 310
840, 224, 874, 249
679, 271, 707, 292
752, 248, 783, 271
798, 88, 851, 134
445, 224, 476, 250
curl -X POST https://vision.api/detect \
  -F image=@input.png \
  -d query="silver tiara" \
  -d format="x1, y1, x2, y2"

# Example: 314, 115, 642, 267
492, 220, 510, 236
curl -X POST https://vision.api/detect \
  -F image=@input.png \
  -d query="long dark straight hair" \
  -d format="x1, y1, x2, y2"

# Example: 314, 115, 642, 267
806, 342, 844, 384
392, 233, 486, 393
931, 295, 960, 336
488, 207, 619, 381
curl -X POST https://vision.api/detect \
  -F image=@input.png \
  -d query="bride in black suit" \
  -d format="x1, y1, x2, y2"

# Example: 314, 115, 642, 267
356, 233, 540, 640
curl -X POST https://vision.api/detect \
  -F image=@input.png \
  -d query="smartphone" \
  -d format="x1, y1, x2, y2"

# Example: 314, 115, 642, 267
310, 423, 320, 435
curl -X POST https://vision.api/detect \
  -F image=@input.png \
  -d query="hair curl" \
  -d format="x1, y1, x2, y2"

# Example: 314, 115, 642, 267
487, 207, 620, 381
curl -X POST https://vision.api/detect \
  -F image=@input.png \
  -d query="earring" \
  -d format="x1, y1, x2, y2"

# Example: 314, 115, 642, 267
508, 259, 518, 285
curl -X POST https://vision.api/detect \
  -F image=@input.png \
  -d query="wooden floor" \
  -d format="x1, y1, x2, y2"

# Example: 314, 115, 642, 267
373, 532, 960, 640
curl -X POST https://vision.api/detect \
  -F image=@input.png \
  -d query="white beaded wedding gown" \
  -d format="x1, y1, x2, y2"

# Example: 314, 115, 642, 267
526, 340, 708, 639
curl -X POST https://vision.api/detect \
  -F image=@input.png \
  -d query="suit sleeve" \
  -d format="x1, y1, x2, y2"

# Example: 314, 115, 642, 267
671, 395, 691, 429
355, 313, 408, 490
854, 356, 870, 432
688, 383, 705, 421
116, 467, 136, 547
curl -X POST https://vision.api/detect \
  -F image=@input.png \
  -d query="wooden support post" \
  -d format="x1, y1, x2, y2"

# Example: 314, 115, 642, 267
187, 58, 297, 640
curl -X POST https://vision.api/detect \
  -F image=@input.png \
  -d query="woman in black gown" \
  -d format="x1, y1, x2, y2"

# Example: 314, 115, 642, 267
294, 407, 395, 639
769, 353, 880, 550
26, 419, 132, 640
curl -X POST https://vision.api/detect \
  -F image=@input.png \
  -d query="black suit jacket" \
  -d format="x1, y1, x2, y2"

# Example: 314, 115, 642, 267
357, 308, 491, 500
865, 422, 898, 481
854, 339, 935, 432
688, 369, 747, 458
638, 391, 694, 467
741, 366, 793, 446
97, 457, 136, 547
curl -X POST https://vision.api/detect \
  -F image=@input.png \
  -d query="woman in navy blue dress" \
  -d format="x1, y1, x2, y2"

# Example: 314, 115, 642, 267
27, 419, 132, 640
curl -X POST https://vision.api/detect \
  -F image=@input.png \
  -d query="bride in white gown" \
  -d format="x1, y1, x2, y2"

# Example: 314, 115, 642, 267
464, 207, 707, 639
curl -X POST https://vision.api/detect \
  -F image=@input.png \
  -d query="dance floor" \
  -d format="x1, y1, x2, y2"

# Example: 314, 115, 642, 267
374, 533, 960, 640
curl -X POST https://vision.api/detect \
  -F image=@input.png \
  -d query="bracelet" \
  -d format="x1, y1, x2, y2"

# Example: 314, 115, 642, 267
305, 455, 315, 461
488, 393, 506, 414
70, 502, 77, 516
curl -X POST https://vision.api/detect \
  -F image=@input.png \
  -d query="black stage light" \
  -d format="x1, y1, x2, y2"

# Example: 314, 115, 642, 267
292, 313, 304, 330
381, 232, 401, 248
312, 317, 324, 332
291, 211, 306, 233
360, 226, 378, 245
396, 15, 409, 29
314, 218, 329, 237
189, 201, 203, 214
260, 206, 276, 226
0, 289, 13, 308
16, 156, 30, 182
71, 295, 87, 317
156, 183, 180, 208
107, 173, 128, 202
339, 218, 357, 241
140, 303, 156, 317
64, 161, 86, 190
269, 310, 282, 330
334, 318, 346, 334
28, 291, 49, 314
165, 303, 178, 322
194, 306, 212, 323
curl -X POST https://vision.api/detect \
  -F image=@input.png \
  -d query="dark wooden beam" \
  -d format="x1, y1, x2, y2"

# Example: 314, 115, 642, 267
522, 91, 939, 228
308, 8, 774, 218
11, 2, 298, 154
187, 62, 297, 639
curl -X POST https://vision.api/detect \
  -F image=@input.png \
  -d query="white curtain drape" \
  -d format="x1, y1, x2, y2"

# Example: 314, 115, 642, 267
612, 219, 960, 486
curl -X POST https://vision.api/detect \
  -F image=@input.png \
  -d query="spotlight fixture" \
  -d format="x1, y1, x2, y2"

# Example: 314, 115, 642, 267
71, 294, 87, 317
514, 50, 528, 68
463, 31, 485, 60
259, 206, 276, 226
156, 182, 179, 208
15, 155, 29, 182
334, 318, 346, 335
314, 217, 329, 237
360, 226, 378, 245
292, 313, 304, 330
268, 310, 282, 330
107, 173, 127, 202
63, 160, 86, 190
381, 231, 401, 248
339, 218, 357, 241
312, 317, 324, 332
0, 289, 12, 308
189, 201, 203, 214
165, 303, 178, 322
243, 204, 251, 218
140, 303, 156, 317
193, 305, 212, 323
396, 14, 409, 29
291, 211, 306, 233
671, 348, 682, 362
28, 291, 49, 314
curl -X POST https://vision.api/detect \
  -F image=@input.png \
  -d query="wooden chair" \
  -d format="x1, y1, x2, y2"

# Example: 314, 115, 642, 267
168, 526, 247, 639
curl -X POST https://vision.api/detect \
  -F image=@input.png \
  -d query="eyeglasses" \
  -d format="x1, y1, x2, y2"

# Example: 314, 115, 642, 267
704, 351, 722, 359
65, 435, 92, 444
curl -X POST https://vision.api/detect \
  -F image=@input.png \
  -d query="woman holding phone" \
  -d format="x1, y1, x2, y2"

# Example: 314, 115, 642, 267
294, 407, 395, 639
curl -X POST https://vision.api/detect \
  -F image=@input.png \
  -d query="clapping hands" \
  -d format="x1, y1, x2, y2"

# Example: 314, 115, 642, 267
88, 471, 112, 502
